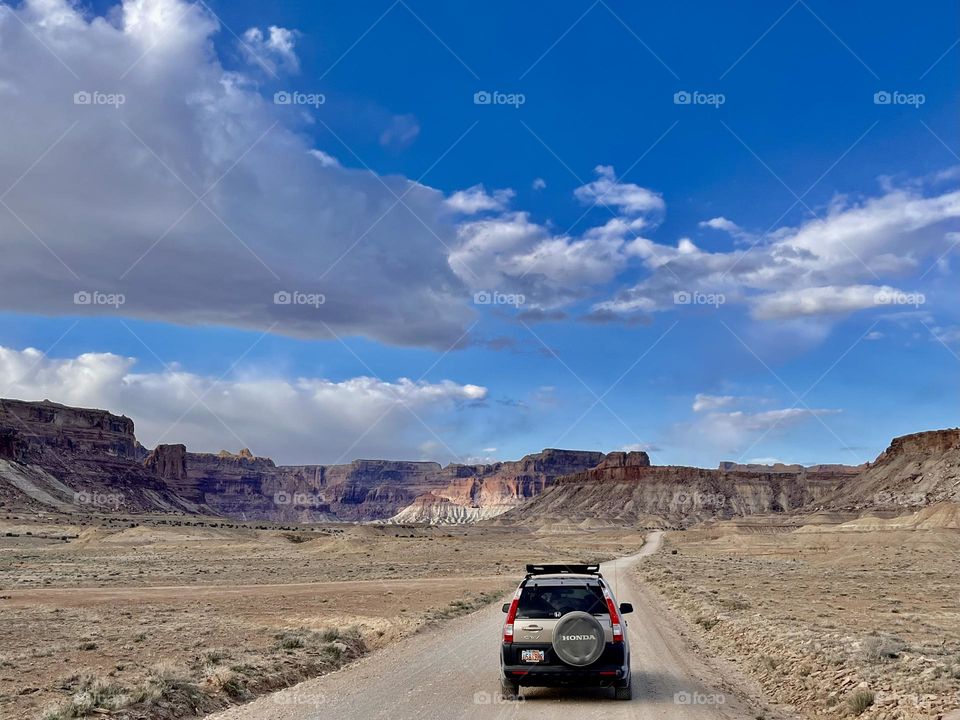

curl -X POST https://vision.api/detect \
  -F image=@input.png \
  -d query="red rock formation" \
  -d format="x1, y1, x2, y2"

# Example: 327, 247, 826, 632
0, 399, 201, 514
4, 397, 957, 525
501, 462, 861, 526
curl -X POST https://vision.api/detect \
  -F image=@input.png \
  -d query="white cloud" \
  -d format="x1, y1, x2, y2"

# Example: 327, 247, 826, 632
574, 165, 665, 215
448, 169, 667, 308
699, 217, 739, 233
448, 212, 631, 307
2, 1, 956, 351
751, 284, 908, 320
308, 149, 340, 167
692, 393, 736, 412
620, 442, 659, 453
594, 184, 960, 322
699, 216, 753, 242
241, 25, 300, 74
445, 185, 515, 215
532, 178, 546, 190
0, 0, 473, 349
379, 113, 420, 150
679, 407, 841, 455
0, 344, 486, 465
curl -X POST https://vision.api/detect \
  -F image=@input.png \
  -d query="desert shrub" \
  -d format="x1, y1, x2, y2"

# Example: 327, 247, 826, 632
207, 668, 247, 700
847, 689, 875, 715
695, 616, 719, 631
39, 673, 131, 719
202, 648, 230, 665
319, 628, 340, 642
720, 595, 751, 611
860, 633, 906, 662
274, 631, 306, 649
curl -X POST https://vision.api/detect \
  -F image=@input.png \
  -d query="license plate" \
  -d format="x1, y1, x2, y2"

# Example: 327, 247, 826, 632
521, 649, 545, 663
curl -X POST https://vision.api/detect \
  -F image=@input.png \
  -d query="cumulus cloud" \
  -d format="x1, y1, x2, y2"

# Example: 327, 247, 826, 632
2, 1, 956, 351
0, 344, 487, 464
699, 216, 753, 243
445, 185, 515, 215
593, 184, 960, 322
241, 25, 300, 74
751, 284, 909, 320
574, 165, 665, 215
0, 0, 474, 349
448, 212, 630, 308
448, 169, 666, 309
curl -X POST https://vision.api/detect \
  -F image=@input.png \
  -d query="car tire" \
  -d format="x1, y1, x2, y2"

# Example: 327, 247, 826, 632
500, 679, 520, 701
614, 679, 632, 700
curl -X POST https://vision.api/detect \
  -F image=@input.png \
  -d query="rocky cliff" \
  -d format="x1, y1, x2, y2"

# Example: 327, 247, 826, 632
3, 397, 958, 526
499, 461, 861, 526
816, 428, 960, 509
0, 399, 202, 515
0, 398, 604, 522
142, 448, 606, 523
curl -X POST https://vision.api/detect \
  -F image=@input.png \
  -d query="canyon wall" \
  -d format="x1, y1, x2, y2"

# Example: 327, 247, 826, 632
2, 398, 958, 525
0, 399, 201, 514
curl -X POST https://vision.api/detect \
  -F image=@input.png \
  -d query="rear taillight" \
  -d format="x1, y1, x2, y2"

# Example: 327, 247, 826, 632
602, 586, 623, 643
503, 587, 521, 642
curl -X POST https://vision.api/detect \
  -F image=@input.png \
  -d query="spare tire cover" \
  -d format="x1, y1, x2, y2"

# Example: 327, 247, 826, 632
552, 611, 605, 667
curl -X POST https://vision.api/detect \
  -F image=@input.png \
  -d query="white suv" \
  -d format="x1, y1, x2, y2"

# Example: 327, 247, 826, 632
500, 564, 633, 700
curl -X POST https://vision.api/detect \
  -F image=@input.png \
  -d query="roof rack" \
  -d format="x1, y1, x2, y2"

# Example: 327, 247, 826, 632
525, 563, 602, 578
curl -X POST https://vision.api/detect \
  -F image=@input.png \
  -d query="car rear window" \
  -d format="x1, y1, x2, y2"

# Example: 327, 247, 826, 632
516, 584, 607, 619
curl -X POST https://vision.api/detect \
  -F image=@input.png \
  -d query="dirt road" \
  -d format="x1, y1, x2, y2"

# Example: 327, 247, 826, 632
208, 531, 779, 720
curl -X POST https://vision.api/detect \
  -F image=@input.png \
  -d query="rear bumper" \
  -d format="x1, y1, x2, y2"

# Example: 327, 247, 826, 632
502, 664, 628, 687
501, 643, 628, 687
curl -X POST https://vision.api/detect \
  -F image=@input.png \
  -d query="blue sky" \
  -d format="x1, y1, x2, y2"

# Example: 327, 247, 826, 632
0, 0, 957, 466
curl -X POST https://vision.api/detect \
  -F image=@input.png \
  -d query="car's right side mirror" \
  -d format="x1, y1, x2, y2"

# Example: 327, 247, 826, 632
619, 602, 634, 615
501, 603, 510, 613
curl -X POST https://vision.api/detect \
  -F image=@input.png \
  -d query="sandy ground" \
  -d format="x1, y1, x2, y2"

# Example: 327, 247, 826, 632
0, 513, 644, 719
641, 519, 960, 719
